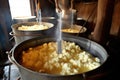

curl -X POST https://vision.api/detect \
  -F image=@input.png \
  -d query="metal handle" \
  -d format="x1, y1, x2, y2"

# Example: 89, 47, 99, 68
9, 31, 42, 36
9, 31, 14, 36
6, 48, 18, 66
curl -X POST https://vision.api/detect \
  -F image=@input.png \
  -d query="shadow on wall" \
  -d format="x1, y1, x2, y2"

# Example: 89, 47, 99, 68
0, 0, 13, 62
0, 24, 10, 62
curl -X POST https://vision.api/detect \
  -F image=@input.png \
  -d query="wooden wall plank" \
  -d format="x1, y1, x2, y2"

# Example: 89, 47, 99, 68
110, 0, 120, 36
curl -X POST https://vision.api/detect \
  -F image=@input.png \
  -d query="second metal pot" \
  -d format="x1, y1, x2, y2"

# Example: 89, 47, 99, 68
10, 22, 54, 44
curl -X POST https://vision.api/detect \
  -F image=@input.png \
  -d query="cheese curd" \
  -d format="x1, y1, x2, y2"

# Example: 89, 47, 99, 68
18, 24, 49, 31
21, 41, 100, 75
61, 25, 87, 33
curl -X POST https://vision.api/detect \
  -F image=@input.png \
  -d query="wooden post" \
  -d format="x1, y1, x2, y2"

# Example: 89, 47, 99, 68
92, 0, 115, 46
